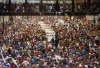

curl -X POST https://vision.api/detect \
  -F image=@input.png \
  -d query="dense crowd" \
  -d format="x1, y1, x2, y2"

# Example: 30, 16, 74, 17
0, 2, 40, 13
0, 16, 100, 68
0, 1, 100, 13
75, 2, 100, 12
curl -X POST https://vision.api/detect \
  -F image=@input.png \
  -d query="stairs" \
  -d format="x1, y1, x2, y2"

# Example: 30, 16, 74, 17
38, 21, 55, 42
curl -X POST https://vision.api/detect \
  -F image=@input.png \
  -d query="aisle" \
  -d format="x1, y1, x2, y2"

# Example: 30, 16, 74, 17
38, 21, 55, 42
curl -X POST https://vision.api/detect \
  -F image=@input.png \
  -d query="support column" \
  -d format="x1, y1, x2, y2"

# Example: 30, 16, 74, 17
54, 0, 60, 12
25, 0, 28, 12
9, 0, 11, 12
40, 0, 43, 13
2, 16, 4, 34
84, 0, 86, 11
0, 16, 1, 22
87, 0, 91, 11
72, 0, 75, 12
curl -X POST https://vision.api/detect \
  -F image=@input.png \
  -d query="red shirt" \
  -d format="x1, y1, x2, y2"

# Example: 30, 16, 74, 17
33, 40, 37, 45
80, 45, 85, 49
11, 65, 16, 68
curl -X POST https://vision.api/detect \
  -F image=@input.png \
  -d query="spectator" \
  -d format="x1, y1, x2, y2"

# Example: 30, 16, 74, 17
0, 16, 100, 68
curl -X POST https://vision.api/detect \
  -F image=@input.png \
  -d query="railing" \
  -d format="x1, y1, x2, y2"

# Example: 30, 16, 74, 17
0, 2, 100, 16
0, 12, 99, 16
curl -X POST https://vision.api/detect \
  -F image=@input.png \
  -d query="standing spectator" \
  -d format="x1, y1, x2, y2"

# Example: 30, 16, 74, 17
0, 2, 3, 13
10, 4, 15, 12
3, 3, 8, 12
16, 4, 20, 12
20, 4, 23, 12
54, 1, 60, 12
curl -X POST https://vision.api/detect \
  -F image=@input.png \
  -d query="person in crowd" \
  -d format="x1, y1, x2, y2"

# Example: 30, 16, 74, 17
0, 2, 3, 12
0, 16, 100, 68
3, 3, 8, 12
1, 1, 100, 13
54, 0, 60, 12
10, 4, 15, 12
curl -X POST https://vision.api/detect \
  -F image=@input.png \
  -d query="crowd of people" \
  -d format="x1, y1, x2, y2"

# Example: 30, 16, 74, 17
42, 3, 71, 13
0, 2, 40, 13
0, 15, 100, 68
10, 3, 40, 13
75, 2, 100, 12
0, 1, 100, 13
0, 2, 9, 13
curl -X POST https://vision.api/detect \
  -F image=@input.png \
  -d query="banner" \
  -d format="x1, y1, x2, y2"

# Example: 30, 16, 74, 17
86, 15, 94, 20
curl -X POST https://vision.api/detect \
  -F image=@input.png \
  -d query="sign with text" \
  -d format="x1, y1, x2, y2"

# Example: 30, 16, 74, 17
86, 15, 94, 20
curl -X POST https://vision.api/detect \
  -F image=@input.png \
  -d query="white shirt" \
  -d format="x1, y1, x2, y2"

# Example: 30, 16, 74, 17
95, 36, 98, 40
22, 60, 29, 67
69, 58, 73, 63
85, 65, 88, 68
17, 6, 20, 9
48, 43, 52, 48
79, 63, 83, 67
